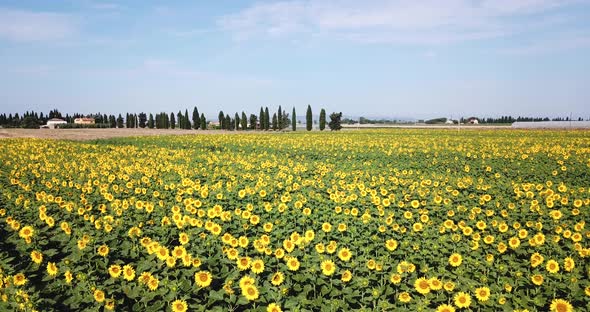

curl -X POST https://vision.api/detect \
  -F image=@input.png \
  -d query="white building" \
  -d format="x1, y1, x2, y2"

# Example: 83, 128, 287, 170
45, 118, 67, 129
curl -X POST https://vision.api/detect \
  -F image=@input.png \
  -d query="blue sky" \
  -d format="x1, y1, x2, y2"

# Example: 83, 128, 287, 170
1, 0, 589, 119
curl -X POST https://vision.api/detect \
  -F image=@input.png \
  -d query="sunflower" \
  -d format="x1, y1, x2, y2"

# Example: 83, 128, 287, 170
549, 298, 573, 312
398, 292, 412, 303
194, 271, 212, 288
429, 277, 443, 290
286, 257, 300, 271
251, 259, 265, 274
94, 289, 105, 303
454, 292, 471, 308
564, 257, 575, 272
449, 253, 462, 267
138, 272, 153, 284
123, 264, 135, 281
242, 284, 259, 301
147, 277, 159, 291
64, 270, 73, 284
47, 262, 58, 276
474, 287, 491, 302
546, 260, 559, 274
105, 299, 115, 311
320, 260, 336, 276
341, 270, 352, 283
385, 239, 398, 251
338, 248, 352, 261
172, 246, 186, 259
108, 264, 122, 278
267, 303, 282, 312
271, 272, 284, 286
156, 246, 169, 261
97, 244, 110, 257
444, 281, 455, 291
239, 275, 255, 289
171, 299, 188, 312
31, 250, 43, 265
436, 304, 455, 312
531, 274, 544, 286
585, 285, 590, 297
531, 252, 544, 267
13, 273, 27, 286
414, 277, 431, 295
390, 273, 402, 284
237, 257, 251, 270
19, 226, 34, 239
508, 237, 520, 249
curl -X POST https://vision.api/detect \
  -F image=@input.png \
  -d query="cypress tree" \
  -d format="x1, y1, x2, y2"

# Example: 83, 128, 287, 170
264, 107, 270, 130
259, 107, 264, 130
241, 112, 247, 130
306, 105, 312, 131
319, 108, 326, 131
148, 113, 154, 129
249, 114, 257, 130
193, 106, 201, 130
278, 105, 283, 129
117, 114, 124, 128
225, 114, 231, 130
177, 111, 182, 129
184, 109, 190, 129
292, 107, 296, 131
170, 113, 176, 129
272, 113, 278, 130
200, 113, 206, 130
235, 113, 240, 130
218, 111, 224, 129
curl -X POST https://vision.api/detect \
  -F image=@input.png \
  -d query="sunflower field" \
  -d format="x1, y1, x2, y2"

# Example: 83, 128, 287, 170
0, 129, 589, 312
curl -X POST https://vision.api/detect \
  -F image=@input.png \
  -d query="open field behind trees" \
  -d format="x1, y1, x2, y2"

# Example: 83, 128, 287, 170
1, 129, 589, 312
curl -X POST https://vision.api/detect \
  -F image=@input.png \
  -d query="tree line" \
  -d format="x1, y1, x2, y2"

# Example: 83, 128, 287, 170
0, 106, 344, 131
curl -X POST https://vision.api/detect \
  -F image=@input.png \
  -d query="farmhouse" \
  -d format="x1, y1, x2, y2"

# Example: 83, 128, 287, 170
467, 117, 479, 124
45, 118, 67, 129
74, 118, 95, 124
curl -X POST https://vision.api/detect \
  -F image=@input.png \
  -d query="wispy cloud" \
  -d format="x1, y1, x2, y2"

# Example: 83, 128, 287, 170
0, 8, 77, 42
218, 0, 586, 44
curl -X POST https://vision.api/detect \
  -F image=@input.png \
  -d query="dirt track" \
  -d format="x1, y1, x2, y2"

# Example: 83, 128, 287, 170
0, 128, 232, 141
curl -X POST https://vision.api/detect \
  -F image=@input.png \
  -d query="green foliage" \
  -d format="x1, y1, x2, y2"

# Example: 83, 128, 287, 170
319, 109, 326, 131
328, 112, 342, 131
306, 105, 312, 131
292, 107, 296, 131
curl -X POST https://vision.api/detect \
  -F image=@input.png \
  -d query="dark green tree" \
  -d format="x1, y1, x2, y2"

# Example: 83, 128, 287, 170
177, 111, 183, 129
272, 113, 278, 130
292, 107, 296, 131
306, 105, 312, 131
249, 114, 257, 130
109, 115, 116, 128
319, 109, 326, 131
170, 112, 176, 129
192, 107, 200, 129
184, 109, 190, 129
218, 111, 225, 129
139, 112, 147, 128
278, 105, 283, 129
117, 114, 124, 128
259, 107, 264, 130
200, 113, 206, 130
264, 107, 270, 130
225, 114, 231, 130
235, 113, 240, 130
148, 113, 154, 129
328, 112, 342, 131
241, 112, 248, 130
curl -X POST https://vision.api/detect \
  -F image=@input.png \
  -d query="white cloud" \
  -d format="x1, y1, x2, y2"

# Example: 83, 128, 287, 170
0, 8, 76, 42
218, 0, 585, 44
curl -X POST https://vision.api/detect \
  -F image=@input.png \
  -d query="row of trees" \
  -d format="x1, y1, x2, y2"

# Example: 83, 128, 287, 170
0, 106, 344, 131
